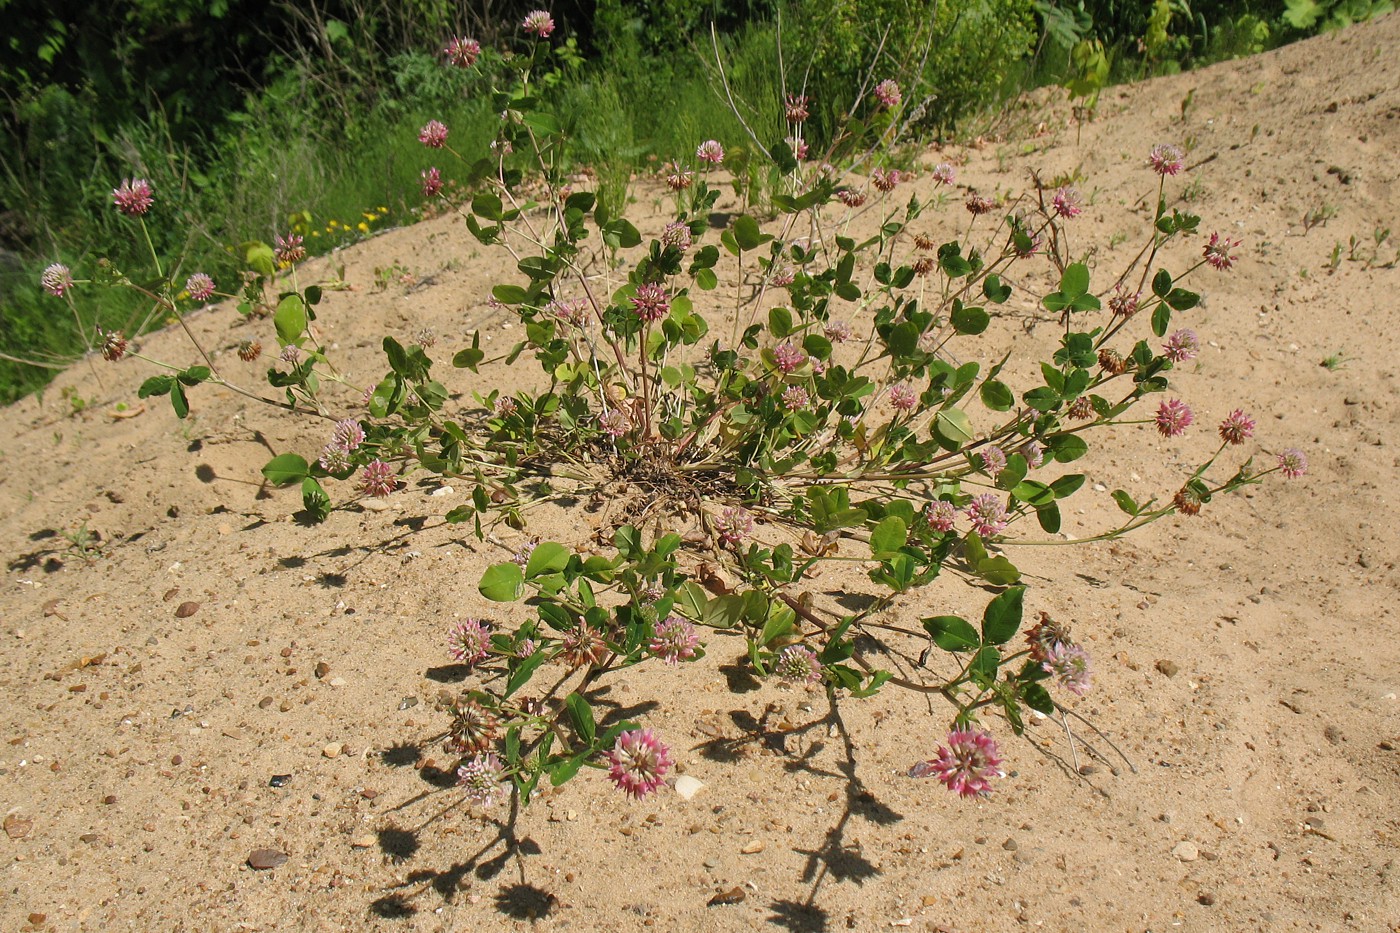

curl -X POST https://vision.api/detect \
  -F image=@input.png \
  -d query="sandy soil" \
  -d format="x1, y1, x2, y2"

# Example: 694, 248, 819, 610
2, 14, 1398, 932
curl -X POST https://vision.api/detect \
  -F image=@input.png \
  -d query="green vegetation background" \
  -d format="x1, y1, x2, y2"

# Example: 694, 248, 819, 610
0, 0, 1388, 402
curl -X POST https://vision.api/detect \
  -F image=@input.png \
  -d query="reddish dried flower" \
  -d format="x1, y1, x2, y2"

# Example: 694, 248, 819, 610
274, 233, 305, 266
913, 256, 935, 277
1025, 611, 1072, 664
237, 339, 262, 363
630, 283, 670, 322
607, 728, 671, 800
1174, 484, 1204, 516
872, 168, 900, 193
665, 162, 693, 190
185, 273, 215, 301
421, 167, 443, 197
1203, 232, 1241, 271
418, 120, 449, 148
873, 79, 901, 109
560, 625, 610, 668
1217, 409, 1255, 446
358, 458, 398, 496
965, 193, 997, 216
835, 188, 866, 208
446, 697, 499, 755
915, 727, 1003, 798
1148, 143, 1185, 176
100, 330, 128, 362
785, 93, 810, 123
696, 140, 725, 165
522, 10, 555, 37
1155, 398, 1193, 437
112, 178, 153, 216
785, 135, 809, 161
1098, 348, 1129, 375
1108, 284, 1140, 318
444, 36, 481, 67
42, 263, 73, 297
1067, 396, 1094, 420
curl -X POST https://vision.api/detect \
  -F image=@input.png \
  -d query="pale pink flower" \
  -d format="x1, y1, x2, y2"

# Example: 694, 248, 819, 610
359, 459, 398, 496
456, 753, 506, 807
923, 499, 956, 532
696, 139, 725, 165
1148, 143, 1185, 176
1217, 409, 1255, 446
421, 166, 443, 197
598, 408, 631, 437
333, 418, 365, 451
318, 443, 351, 473
873, 79, 901, 109
775, 645, 822, 684
661, 221, 692, 252
772, 341, 806, 374
824, 320, 852, 343
889, 383, 918, 411
1043, 642, 1093, 696
550, 297, 589, 327
607, 728, 671, 800
279, 344, 301, 365
1162, 328, 1199, 363
444, 36, 481, 67
522, 10, 555, 37
418, 120, 449, 148
648, 616, 700, 665
781, 385, 810, 411
1052, 186, 1082, 218
713, 506, 753, 547
915, 727, 1004, 798
184, 273, 215, 301
1155, 398, 1193, 437
41, 263, 73, 297
769, 263, 795, 286
785, 136, 809, 161
1277, 448, 1308, 478
964, 493, 1008, 538
494, 396, 518, 417
447, 618, 490, 665
1019, 441, 1044, 469
112, 178, 153, 216
930, 163, 956, 185
979, 445, 1007, 479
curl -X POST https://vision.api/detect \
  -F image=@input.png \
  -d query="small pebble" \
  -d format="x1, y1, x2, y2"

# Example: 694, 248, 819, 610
1173, 840, 1199, 862
674, 775, 705, 801
1155, 659, 1180, 677
269, 774, 292, 788
398, 696, 418, 710
175, 601, 201, 618
741, 839, 765, 854
707, 887, 746, 906
323, 743, 342, 759
350, 834, 376, 849
247, 848, 287, 870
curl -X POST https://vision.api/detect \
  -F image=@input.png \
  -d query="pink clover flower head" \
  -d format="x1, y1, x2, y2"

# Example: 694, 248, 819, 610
447, 618, 491, 665
598, 408, 632, 438
494, 396, 518, 418
781, 385, 810, 411
630, 282, 670, 322
931, 163, 956, 186
100, 329, 128, 362
1163, 328, 1199, 363
965, 193, 997, 216
696, 139, 725, 165
775, 645, 822, 684
550, 297, 589, 327
279, 344, 301, 365
769, 264, 795, 287
835, 188, 866, 208
785, 93, 810, 123
889, 383, 918, 412
274, 233, 305, 266
444, 36, 481, 68
873, 79, 902, 109
511, 539, 537, 569
421, 166, 443, 198
1148, 143, 1185, 176
1155, 398, 1193, 438
1277, 448, 1308, 479
784, 135, 809, 161
332, 417, 365, 451
1043, 642, 1093, 696
418, 120, 449, 148
318, 443, 351, 473
41, 263, 74, 297
1019, 441, 1045, 469
456, 752, 506, 807
964, 493, 1008, 539
561, 625, 610, 668
1203, 232, 1241, 271
665, 161, 693, 190
358, 458, 398, 497
979, 445, 1007, 479
1108, 284, 1140, 318
648, 615, 700, 665
185, 273, 215, 301
661, 221, 692, 252
923, 499, 957, 533
1052, 186, 1083, 218
824, 320, 852, 343
1218, 409, 1256, 446
917, 727, 1004, 798
522, 10, 555, 37
515, 638, 537, 659
714, 505, 754, 547
773, 341, 807, 374
112, 178, 153, 216
607, 728, 671, 800
872, 168, 900, 193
